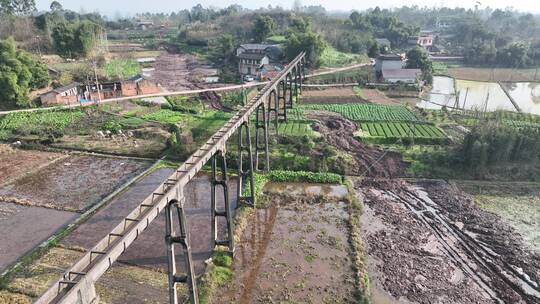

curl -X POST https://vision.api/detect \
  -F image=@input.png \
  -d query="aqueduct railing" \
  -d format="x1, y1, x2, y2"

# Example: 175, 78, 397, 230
36, 52, 306, 304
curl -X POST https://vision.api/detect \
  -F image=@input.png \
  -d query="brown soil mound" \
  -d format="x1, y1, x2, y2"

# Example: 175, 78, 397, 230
307, 110, 404, 177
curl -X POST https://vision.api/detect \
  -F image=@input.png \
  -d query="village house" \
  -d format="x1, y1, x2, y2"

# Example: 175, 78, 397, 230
236, 44, 283, 79
237, 52, 269, 78
375, 54, 403, 76
408, 33, 434, 52
380, 69, 422, 84
136, 20, 154, 30
40, 82, 80, 105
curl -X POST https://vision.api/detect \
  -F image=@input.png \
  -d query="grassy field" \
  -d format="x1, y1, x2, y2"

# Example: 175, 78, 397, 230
266, 35, 287, 44
105, 59, 142, 80
319, 47, 368, 68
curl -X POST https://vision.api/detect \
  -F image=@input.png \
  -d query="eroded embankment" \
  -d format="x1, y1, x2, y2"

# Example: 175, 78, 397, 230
306, 110, 404, 178
357, 178, 540, 304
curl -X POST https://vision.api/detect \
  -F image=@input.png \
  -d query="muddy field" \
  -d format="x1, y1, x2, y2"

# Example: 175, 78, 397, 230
357, 178, 540, 304
0, 145, 64, 186
218, 183, 357, 303
61, 168, 238, 275
301, 87, 364, 104
0, 155, 150, 212
454, 180, 540, 252
0, 202, 77, 272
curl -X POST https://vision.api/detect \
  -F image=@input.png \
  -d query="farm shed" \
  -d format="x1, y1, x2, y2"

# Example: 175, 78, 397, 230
40, 82, 80, 105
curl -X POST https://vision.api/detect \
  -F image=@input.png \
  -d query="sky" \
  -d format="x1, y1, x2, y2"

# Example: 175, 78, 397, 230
35, 0, 540, 17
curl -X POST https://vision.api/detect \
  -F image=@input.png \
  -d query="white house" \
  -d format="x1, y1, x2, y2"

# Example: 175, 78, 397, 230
237, 52, 269, 77
380, 69, 422, 84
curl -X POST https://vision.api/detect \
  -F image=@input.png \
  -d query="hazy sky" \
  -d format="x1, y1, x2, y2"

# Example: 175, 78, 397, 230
35, 0, 540, 16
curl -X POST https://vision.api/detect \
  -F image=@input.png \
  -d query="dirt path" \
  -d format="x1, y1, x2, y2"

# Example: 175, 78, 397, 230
357, 178, 540, 304
307, 110, 403, 177
362, 89, 401, 105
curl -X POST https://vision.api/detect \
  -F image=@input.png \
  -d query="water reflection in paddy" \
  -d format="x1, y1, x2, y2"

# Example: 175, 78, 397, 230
504, 82, 540, 115
419, 76, 540, 114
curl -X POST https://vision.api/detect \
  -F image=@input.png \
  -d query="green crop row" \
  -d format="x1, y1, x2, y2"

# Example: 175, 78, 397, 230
277, 121, 314, 137
359, 122, 447, 144
267, 170, 343, 184
0, 109, 84, 131
299, 103, 423, 123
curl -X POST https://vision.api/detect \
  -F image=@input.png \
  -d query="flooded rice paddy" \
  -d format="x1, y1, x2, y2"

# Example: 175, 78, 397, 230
61, 168, 238, 275
218, 182, 356, 303
420, 76, 540, 114
0, 202, 77, 272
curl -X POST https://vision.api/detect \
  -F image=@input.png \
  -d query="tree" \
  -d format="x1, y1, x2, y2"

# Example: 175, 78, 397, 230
50, 0, 62, 12
0, 38, 49, 108
252, 15, 274, 43
0, 0, 35, 15
405, 47, 433, 72
51, 20, 101, 58
284, 18, 326, 67
497, 42, 529, 68
368, 42, 380, 58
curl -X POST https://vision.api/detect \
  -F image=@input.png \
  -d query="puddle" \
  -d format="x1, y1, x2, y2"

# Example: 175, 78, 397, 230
0, 202, 77, 272
264, 182, 348, 199
219, 199, 356, 303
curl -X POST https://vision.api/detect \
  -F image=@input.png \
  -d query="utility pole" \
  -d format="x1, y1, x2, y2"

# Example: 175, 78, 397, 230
93, 60, 102, 104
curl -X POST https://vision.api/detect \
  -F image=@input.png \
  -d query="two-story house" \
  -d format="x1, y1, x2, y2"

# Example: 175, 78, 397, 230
237, 44, 282, 79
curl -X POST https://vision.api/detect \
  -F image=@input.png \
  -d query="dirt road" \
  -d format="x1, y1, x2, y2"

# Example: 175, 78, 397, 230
358, 178, 540, 304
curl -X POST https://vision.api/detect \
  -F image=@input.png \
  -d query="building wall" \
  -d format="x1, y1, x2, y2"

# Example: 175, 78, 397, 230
375, 59, 403, 73
121, 81, 138, 96
238, 57, 269, 76
383, 77, 417, 84
137, 80, 161, 95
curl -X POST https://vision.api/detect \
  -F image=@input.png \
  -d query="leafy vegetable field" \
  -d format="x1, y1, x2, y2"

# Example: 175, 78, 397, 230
277, 121, 314, 137
296, 103, 423, 122
0, 109, 84, 132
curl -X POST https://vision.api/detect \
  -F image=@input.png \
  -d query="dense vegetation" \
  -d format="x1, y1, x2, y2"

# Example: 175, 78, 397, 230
0, 38, 49, 108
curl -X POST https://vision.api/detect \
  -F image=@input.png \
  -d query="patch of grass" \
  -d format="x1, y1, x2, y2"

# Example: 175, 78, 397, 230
142, 109, 185, 124
344, 177, 370, 304
319, 47, 366, 68
104, 58, 142, 80
266, 35, 287, 44
267, 170, 343, 184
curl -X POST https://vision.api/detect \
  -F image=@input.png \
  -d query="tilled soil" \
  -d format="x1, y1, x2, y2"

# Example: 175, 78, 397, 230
150, 53, 197, 91
0, 155, 149, 212
301, 87, 365, 104
307, 111, 404, 178
358, 178, 540, 304
0, 145, 64, 186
